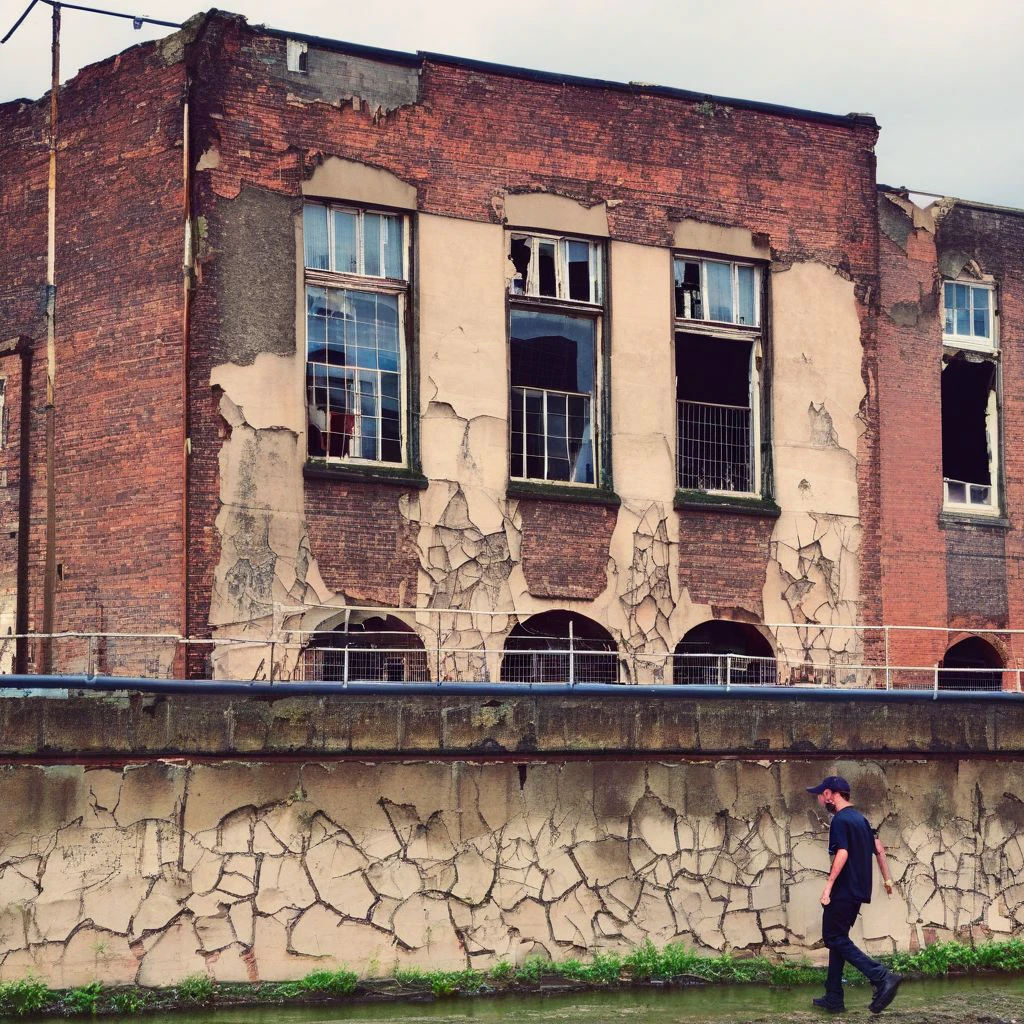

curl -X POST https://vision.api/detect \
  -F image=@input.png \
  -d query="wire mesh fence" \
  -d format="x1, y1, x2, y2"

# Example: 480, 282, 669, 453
1, 629, 1022, 694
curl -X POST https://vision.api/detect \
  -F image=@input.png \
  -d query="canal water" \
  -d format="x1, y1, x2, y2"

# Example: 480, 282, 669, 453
107, 976, 1024, 1024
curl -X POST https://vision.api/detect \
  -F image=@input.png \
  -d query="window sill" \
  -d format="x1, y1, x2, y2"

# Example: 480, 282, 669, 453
675, 489, 780, 517
939, 509, 1009, 530
507, 480, 621, 507
304, 461, 428, 489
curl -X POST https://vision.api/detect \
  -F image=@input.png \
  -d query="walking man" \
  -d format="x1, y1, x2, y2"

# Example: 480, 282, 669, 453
807, 775, 902, 1014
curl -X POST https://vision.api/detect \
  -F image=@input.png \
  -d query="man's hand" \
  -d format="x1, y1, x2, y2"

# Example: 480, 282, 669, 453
820, 886, 831, 906
883, 879, 894, 898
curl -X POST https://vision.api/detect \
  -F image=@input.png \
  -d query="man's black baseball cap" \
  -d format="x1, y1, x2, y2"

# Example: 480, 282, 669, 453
806, 775, 850, 795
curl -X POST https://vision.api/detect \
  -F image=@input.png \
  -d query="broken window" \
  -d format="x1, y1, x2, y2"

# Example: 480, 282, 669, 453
507, 232, 603, 485
674, 256, 763, 494
941, 278, 1000, 514
286, 38, 308, 74
303, 203, 407, 464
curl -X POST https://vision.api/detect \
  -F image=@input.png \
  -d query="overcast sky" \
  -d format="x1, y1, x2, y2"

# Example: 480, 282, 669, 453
2, 0, 1022, 209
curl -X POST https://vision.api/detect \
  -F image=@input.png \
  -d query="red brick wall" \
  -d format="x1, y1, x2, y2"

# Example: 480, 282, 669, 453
517, 500, 617, 599
0, 44, 186, 671
877, 195, 1024, 671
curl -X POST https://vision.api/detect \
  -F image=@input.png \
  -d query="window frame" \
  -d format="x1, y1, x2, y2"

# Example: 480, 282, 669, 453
302, 201, 411, 469
940, 277, 1001, 517
673, 253, 766, 499
506, 229, 607, 490
943, 280, 996, 352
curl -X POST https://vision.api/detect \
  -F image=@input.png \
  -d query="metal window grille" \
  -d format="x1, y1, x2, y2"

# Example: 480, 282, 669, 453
511, 386, 593, 483
677, 399, 752, 492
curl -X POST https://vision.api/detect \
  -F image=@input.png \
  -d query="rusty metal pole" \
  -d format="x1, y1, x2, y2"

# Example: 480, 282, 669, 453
41, 2, 60, 673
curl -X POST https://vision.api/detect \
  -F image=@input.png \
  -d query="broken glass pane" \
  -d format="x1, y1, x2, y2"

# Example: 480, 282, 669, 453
509, 235, 531, 293
674, 260, 702, 319
566, 240, 592, 301
537, 241, 557, 296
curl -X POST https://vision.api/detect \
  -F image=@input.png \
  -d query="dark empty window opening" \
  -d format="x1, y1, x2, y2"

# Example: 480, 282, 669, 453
673, 620, 776, 686
305, 615, 427, 682
941, 355, 997, 508
500, 611, 618, 684
940, 636, 1003, 691
676, 332, 753, 493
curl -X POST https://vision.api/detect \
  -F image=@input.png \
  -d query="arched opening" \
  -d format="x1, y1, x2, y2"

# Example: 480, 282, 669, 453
940, 636, 1003, 691
305, 615, 428, 682
673, 620, 776, 686
500, 611, 618, 684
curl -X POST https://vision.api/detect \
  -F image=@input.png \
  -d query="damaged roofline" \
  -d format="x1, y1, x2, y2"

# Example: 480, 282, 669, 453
878, 183, 1024, 220
256, 22, 877, 131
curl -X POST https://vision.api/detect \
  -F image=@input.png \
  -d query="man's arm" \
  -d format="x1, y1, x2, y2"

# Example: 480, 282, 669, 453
820, 848, 848, 906
875, 836, 894, 897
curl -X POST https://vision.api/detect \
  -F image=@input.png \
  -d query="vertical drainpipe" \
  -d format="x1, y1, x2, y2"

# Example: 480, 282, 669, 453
41, 2, 60, 673
16, 337, 33, 675
181, 90, 193, 678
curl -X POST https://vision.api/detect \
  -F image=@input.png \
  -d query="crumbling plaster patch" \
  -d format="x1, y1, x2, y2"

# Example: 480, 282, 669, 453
764, 262, 865, 669
0, 758, 1019, 986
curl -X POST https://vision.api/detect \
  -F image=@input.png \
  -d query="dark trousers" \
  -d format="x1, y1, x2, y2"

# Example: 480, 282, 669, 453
822, 899, 888, 1005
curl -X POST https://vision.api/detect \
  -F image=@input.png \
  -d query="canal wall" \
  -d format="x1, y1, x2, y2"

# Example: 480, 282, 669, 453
0, 690, 1022, 986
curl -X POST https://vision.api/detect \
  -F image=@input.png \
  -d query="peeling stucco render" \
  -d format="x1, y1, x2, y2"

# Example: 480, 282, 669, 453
0, 759, 1017, 985
203, 189, 870, 680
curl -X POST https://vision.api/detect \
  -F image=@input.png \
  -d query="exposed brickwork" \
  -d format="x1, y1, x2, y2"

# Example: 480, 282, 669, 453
304, 478, 420, 605
677, 510, 774, 615
0, 44, 186, 673
877, 193, 1024, 670
517, 500, 617, 599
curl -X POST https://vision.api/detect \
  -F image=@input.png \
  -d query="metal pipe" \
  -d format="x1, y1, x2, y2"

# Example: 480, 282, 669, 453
1, 674, 1022, 703
41, 1, 59, 673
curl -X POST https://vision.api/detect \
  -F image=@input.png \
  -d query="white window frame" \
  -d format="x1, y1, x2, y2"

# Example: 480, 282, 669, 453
507, 231, 604, 487
286, 38, 308, 74
943, 280, 996, 352
508, 232, 603, 304
674, 254, 764, 497
674, 256, 761, 328
303, 202, 410, 467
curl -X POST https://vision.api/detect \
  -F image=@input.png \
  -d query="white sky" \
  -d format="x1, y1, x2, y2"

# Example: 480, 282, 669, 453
2, 0, 1022, 209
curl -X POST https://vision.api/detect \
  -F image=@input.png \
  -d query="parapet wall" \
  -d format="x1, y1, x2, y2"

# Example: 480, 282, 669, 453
0, 692, 1022, 986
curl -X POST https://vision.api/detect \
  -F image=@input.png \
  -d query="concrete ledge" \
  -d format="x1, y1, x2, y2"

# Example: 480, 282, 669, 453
0, 690, 1022, 760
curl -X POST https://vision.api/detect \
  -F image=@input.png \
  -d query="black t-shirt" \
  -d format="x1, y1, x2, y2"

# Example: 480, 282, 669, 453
829, 806, 875, 903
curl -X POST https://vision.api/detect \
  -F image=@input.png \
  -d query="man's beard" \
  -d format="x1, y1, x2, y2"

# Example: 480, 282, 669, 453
824, 802, 837, 814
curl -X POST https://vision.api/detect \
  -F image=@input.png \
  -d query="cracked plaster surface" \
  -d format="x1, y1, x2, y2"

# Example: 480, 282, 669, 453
0, 759, 1019, 986
205, 200, 868, 681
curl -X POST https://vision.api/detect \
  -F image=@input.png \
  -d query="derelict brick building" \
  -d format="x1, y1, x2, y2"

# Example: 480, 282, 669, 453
0, 9, 1019, 686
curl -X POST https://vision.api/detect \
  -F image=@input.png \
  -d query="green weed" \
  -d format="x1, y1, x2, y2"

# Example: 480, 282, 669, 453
0, 976, 52, 1016
176, 973, 215, 1003
64, 980, 104, 1015
110, 989, 145, 1014
300, 968, 358, 995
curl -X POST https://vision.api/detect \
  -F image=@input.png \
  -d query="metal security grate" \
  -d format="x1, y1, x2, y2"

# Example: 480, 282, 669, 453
677, 400, 752, 492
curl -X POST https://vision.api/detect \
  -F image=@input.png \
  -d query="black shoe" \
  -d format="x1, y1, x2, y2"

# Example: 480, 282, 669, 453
812, 996, 846, 1013
869, 971, 902, 1014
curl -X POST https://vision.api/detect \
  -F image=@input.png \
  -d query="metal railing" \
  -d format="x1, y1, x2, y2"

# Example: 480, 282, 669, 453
677, 399, 752, 493
2, 629, 1022, 695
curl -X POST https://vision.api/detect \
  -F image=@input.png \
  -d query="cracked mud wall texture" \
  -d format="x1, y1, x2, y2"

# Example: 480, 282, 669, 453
1, 757, 1022, 987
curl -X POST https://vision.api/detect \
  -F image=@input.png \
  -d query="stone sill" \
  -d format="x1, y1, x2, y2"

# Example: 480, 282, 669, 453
507, 481, 621, 507
675, 490, 781, 517
938, 511, 1010, 530
304, 461, 428, 489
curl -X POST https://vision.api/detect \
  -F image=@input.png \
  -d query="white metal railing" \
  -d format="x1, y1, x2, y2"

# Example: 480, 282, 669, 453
1, 631, 1021, 695
677, 399, 752, 492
